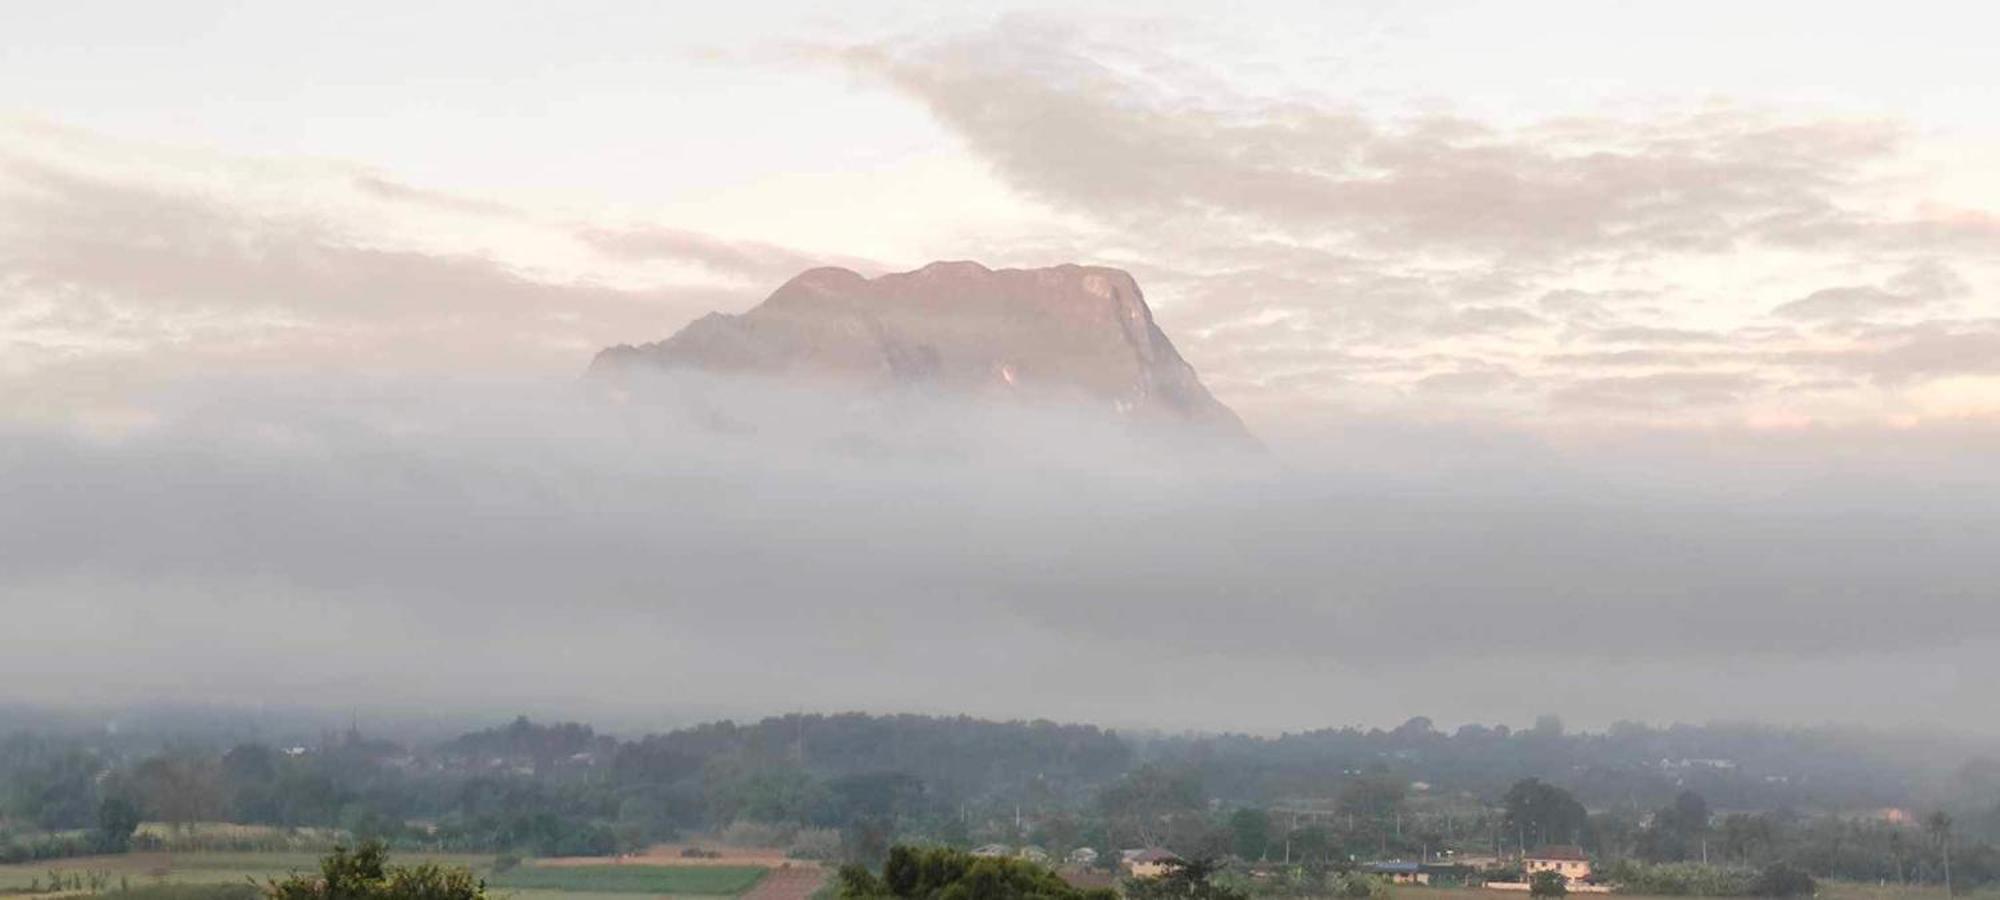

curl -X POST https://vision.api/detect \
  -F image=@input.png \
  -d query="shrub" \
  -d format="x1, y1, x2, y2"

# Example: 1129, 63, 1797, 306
1530, 870, 1568, 898
1332, 873, 1390, 900
839, 846, 1117, 900
264, 841, 487, 900
1749, 863, 1814, 898
1599, 860, 1759, 896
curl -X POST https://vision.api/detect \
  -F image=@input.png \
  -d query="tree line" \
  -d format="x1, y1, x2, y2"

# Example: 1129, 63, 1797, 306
4, 711, 2000, 890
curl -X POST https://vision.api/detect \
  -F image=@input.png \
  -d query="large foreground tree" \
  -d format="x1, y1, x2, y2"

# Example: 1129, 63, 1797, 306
839, 845, 1116, 900
265, 842, 486, 900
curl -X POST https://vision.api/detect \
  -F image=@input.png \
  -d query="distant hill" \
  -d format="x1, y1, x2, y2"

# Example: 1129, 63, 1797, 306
589, 261, 1253, 444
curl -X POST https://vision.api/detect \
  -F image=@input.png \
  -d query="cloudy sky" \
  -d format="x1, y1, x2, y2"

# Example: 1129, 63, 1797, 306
3, 2, 1997, 734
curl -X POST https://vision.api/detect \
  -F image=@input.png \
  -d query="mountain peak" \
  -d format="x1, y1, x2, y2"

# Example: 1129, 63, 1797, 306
590, 262, 1252, 443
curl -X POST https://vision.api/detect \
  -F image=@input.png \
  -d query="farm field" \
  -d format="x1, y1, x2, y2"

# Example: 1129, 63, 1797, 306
0, 851, 777, 900
489, 864, 769, 895
1392, 885, 1997, 900
735, 866, 823, 900
1, 855, 1973, 900
539, 845, 802, 868
0, 851, 486, 892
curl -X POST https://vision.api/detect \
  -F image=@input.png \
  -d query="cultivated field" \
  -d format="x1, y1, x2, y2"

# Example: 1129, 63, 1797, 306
489, 865, 769, 895
736, 866, 824, 900
0, 850, 780, 900
0, 851, 486, 892
1392, 886, 1998, 900
0, 852, 1973, 900
539, 844, 807, 869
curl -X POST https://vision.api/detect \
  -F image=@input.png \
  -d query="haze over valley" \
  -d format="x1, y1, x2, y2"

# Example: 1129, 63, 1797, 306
3, 0, 1999, 812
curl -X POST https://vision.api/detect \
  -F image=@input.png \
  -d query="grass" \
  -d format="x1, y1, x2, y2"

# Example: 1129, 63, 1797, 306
84, 887, 260, 900
490, 865, 769, 896
0, 851, 485, 893
129, 823, 343, 853
131, 824, 338, 842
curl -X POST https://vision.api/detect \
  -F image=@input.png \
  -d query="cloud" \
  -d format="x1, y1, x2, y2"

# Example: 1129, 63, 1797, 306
578, 226, 876, 284
350, 174, 523, 218
1427, 305, 1545, 336
1811, 321, 2000, 384
805, 19, 2000, 428
829, 20, 1908, 262
1772, 260, 1970, 321
1587, 326, 1731, 345
1774, 286, 1928, 321
0, 147, 834, 411
1552, 371, 1762, 410
1413, 365, 1528, 395
3, 375, 1999, 732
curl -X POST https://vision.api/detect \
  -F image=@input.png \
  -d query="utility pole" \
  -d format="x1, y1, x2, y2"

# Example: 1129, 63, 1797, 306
1944, 832, 1954, 898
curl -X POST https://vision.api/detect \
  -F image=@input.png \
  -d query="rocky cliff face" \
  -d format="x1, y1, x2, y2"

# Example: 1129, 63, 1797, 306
589, 261, 1251, 442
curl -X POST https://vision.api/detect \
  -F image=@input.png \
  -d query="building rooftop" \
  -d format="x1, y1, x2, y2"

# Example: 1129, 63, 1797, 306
1363, 861, 1423, 874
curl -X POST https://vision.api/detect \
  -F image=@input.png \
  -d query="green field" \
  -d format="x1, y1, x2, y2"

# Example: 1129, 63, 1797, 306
0, 855, 1977, 900
491, 865, 768, 896
0, 851, 484, 892
0, 853, 768, 900
1390, 886, 2000, 900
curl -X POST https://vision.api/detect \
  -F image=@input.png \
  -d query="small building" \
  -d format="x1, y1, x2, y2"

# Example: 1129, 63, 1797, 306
1362, 862, 1429, 885
1523, 846, 1592, 883
1018, 846, 1051, 864
1124, 848, 1183, 879
972, 844, 1014, 859
1067, 847, 1100, 867
1419, 863, 1476, 887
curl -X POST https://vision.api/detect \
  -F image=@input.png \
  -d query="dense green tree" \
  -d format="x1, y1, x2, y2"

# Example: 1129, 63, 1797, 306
1097, 765, 1203, 849
1338, 774, 1408, 832
1717, 814, 1779, 864
130, 753, 224, 831
838, 845, 1115, 900
265, 842, 485, 900
1502, 779, 1588, 850
1227, 809, 1270, 861
2, 741, 102, 830
1928, 811, 1955, 897
1641, 792, 1712, 862
1749, 863, 1815, 898
95, 790, 144, 852
1330, 872, 1388, 900
1284, 824, 1334, 865
1528, 870, 1568, 898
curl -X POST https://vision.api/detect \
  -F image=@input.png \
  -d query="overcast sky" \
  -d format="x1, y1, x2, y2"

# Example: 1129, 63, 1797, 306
2, 2, 1997, 735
